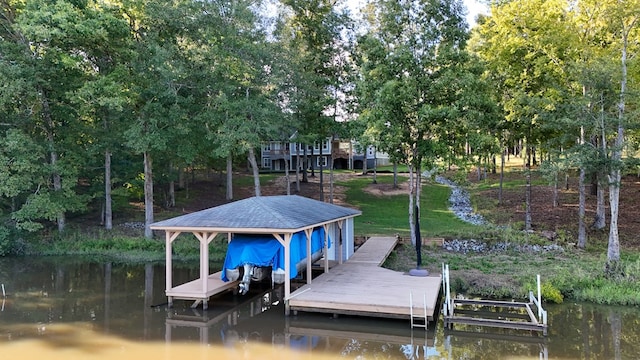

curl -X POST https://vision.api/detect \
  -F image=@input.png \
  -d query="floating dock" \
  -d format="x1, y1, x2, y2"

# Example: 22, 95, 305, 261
288, 237, 442, 322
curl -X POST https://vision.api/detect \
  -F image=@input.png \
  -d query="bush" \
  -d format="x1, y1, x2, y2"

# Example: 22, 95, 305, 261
0, 226, 11, 256
0, 226, 26, 256
541, 281, 564, 304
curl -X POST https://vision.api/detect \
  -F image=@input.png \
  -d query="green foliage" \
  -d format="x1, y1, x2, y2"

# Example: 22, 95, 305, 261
0, 226, 12, 256
541, 281, 564, 304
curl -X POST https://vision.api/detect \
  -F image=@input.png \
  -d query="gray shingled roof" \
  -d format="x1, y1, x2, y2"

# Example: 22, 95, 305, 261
150, 195, 361, 232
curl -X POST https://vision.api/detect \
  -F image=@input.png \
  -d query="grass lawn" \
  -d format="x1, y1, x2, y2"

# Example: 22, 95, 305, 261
338, 174, 480, 237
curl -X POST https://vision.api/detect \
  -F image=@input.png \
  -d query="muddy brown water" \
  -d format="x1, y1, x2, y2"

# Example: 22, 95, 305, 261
0, 256, 637, 359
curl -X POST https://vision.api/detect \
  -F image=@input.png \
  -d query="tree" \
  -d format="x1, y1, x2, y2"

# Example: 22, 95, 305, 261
0, 0, 113, 232
356, 0, 472, 245
279, 0, 351, 200
474, 0, 581, 231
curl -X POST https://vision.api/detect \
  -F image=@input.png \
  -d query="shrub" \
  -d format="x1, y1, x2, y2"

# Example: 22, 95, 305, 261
0, 226, 11, 256
541, 281, 564, 304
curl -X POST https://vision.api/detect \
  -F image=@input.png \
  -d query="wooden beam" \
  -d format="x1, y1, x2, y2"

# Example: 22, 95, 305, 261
273, 233, 286, 246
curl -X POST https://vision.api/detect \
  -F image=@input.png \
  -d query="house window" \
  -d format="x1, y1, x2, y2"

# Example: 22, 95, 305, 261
262, 143, 271, 152
322, 140, 329, 150
317, 156, 328, 168
262, 158, 271, 168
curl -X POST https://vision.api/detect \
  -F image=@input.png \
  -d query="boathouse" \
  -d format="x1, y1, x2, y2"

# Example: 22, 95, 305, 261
150, 195, 361, 309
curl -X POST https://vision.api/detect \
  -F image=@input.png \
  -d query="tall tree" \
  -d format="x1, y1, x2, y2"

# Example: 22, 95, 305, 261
0, 0, 111, 232
474, 0, 581, 231
279, 0, 350, 200
356, 0, 472, 245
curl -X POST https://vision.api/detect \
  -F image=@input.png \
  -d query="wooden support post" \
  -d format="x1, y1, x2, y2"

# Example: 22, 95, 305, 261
165, 231, 180, 308
323, 224, 330, 273
273, 233, 293, 316
193, 231, 218, 309
305, 228, 313, 284
284, 233, 291, 306
337, 220, 344, 264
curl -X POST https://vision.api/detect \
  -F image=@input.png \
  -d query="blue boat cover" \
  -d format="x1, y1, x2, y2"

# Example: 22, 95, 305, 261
221, 227, 328, 281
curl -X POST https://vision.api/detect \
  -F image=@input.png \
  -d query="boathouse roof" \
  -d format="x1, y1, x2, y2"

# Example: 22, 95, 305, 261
150, 195, 361, 233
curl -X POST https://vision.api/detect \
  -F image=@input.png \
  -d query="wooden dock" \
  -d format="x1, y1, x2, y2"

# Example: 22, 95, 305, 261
288, 237, 442, 322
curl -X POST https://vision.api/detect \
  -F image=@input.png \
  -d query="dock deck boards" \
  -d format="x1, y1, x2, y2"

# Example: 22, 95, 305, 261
289, 237, 442, 321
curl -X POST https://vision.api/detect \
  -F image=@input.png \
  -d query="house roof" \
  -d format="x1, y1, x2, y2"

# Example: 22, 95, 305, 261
150, 195, 361, 234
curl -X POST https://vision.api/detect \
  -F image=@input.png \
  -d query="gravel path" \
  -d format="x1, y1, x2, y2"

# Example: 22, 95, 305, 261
428, 173, 563, 253
434, 175, 487, 226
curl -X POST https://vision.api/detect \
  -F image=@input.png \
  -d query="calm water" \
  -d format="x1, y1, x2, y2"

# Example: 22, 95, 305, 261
0, 256, 638, 359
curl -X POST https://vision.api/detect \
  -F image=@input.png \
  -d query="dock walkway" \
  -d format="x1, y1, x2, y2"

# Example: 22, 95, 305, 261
288, 237, 442, 322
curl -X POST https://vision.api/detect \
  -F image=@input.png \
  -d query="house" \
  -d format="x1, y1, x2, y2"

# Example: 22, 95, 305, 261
261, 137, 390, 172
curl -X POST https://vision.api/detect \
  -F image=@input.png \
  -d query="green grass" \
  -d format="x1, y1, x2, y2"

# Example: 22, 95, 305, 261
339, 175, 479, 237
385, 242, 640, 306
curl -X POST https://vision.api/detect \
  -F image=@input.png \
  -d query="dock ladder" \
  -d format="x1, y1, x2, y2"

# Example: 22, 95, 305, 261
409, 292, 428, 329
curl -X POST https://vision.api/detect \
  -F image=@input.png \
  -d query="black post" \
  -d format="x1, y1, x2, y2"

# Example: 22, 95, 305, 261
409, 205, 428, 276
415, 205, 422, 268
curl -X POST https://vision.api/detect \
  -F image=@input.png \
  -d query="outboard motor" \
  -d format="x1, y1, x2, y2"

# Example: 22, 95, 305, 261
238, 263, 254, 295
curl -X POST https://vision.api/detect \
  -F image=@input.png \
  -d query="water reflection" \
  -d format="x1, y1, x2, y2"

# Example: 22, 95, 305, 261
0, 256, 638, 359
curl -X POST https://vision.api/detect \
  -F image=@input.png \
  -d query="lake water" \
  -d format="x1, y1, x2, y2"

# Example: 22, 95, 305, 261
0, 256, 637, 359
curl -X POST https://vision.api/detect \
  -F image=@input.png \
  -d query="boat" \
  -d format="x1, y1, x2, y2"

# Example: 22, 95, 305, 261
221, 227, 327, 294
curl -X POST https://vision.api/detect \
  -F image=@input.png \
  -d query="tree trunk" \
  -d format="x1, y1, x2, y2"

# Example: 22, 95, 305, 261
226, 153, 233, 200
372, 146, 377, 184
499, 144, 505, 205
607, 22, 631, 267
310, 145, 315, 177
285, 152, 291, 196
105, 150, 113, 230
302, 146, 308, 183
143, 151, 154, 239
362, 146, 368, 175
553, 172, 559, 208
179, 167, 185, 189
329, 149, 334, 203
295, 151, 301, 192
578, 167, 587, 248
247, 147, 261, 197
595, 172, 606, 229
168, 161, 175, 208
42, 92, 65, 232
51, 151, 65, 232
319, 153, 324, 201
393, 162, 398, 189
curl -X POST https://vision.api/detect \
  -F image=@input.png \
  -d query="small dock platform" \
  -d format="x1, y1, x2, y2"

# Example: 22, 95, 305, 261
166, 271, 239, 310
288, 237, 442, 322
